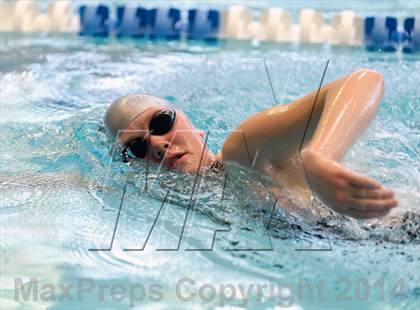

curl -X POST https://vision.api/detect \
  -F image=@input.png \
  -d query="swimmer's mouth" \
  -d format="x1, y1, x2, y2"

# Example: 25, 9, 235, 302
169, 152, 187, 169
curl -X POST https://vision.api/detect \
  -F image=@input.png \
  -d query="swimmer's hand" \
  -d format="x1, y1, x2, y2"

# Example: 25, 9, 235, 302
302, 151, 398, 219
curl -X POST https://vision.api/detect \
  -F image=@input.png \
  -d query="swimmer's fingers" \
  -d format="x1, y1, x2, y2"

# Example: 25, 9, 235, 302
347, 197, 398, 213
346, 171, 381, 189
350, 187, 394, 199
344, 172, 399, 217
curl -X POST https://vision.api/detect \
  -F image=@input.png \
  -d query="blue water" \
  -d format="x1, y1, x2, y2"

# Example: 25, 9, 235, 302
1, 11, 419, 310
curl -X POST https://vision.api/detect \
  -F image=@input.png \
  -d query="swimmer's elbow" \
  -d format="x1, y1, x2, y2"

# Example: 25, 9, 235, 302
353, 68, 385, 114
354, 68, 384, 85
352, 68, 384, 101
365, 68, 383, 84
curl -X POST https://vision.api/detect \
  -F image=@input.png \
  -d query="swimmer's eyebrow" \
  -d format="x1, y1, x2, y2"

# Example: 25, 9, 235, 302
121, 133, 144, 146
120, 106, 166, 145
120, 114, 151, 145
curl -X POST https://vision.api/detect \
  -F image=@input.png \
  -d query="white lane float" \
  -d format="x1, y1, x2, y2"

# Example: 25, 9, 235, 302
330, 10, 364, 46
0, 1, 15, 31
47, 0, 74, 32
1, 0, 79, 33
14, 0, 40, 32
259, 7, 293, 42
299, 8, 327, 43
221, 5, 253, 40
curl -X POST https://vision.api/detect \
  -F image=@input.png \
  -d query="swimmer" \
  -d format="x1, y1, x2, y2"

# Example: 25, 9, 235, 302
104, 68, 398, 220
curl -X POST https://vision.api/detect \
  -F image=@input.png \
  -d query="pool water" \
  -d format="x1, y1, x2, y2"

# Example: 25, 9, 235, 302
1, 22, 419, 310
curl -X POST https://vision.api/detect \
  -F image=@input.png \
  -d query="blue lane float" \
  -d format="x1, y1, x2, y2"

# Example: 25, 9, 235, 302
403, 16, 420, 53
115, 6, 148, 37
79, 4, 109, 36
364, 16, 398, 52
149, 8, 181, 40
187, 9, 220, 41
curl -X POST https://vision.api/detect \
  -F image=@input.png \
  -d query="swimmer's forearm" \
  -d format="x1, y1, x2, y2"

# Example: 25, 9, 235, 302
303, 68, 384, 161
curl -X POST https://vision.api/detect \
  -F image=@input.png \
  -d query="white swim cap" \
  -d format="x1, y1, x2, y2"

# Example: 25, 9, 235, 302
104, 94, 170, 138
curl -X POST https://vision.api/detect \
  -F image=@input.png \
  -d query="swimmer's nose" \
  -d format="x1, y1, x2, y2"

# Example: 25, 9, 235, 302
149, 136, 170, 161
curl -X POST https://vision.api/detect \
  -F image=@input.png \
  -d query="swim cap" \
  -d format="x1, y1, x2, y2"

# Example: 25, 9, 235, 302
104, 94, 170, 138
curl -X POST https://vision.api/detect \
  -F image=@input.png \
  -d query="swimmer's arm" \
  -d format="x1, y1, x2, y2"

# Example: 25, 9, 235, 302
222, 68, 398, 219
300, 68, 398, 219
221, 71, 344, 168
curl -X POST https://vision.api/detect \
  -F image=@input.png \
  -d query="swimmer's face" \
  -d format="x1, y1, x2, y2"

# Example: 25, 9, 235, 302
119, 107, 214, 173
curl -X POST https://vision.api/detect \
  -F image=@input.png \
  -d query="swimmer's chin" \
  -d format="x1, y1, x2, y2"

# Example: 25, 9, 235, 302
169, 153, 212, 174
168, 153, 194, 173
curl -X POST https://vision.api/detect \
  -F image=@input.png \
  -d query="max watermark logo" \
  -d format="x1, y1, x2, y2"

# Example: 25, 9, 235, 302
14, 276, 410, 308
90, 128, 282, 252
89, 60, 332, 253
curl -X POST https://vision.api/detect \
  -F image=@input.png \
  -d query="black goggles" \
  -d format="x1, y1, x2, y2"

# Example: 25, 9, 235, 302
121, 109, 176, 162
